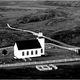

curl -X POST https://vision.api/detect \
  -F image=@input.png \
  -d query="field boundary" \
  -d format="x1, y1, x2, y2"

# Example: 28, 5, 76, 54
0, 58, 80, 68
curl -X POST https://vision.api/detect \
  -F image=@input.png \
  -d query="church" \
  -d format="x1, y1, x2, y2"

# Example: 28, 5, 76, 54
13, 32, 45, 59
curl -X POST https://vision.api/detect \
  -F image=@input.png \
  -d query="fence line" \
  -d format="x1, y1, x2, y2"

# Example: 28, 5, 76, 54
0, 58, 80, 68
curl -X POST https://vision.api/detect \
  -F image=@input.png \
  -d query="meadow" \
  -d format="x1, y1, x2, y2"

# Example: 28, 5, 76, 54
0, 1, 80, 79
0, 1, 79, 58
0, 1, 79, 47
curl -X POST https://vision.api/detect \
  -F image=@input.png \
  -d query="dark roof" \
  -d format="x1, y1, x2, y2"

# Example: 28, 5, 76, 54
15, 39, 41, 50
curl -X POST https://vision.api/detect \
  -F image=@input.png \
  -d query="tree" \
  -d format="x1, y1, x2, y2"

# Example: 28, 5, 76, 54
2, 49, 7, 55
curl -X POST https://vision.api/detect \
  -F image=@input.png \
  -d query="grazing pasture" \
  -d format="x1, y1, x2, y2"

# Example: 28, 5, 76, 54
0, 1, 79, 56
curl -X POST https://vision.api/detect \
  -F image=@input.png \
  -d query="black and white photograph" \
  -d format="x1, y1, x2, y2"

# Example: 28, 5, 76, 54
0, 0, 80, 79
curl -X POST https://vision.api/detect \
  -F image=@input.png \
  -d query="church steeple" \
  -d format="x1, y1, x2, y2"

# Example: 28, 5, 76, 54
37, 32, 45, 55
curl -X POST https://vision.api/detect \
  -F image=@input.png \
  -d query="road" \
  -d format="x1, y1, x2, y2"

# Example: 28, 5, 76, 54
0, 24, 79, 69
0, 6, 48, 10
0, 58, 80, 68
7, 24, 80, 52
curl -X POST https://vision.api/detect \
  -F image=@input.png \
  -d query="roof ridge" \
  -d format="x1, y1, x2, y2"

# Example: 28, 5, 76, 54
15, 39, 42, 50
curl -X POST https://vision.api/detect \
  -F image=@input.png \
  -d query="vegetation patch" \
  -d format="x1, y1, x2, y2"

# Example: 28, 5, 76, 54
51, 27, 80, 47
46, 17, 73, 26
16, 9, 70, 24
41, 1, 80, 7
0, 1, 78, 48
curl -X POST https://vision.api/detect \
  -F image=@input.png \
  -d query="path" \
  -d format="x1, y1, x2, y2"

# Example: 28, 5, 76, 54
7, 24, 80, 52
0, 58, 80, 68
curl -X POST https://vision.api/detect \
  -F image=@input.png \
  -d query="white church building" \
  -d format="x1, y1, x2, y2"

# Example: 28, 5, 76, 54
14, 32, 45, 59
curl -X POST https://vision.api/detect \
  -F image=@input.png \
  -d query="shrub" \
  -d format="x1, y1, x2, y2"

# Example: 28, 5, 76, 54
2, 49, 7, 55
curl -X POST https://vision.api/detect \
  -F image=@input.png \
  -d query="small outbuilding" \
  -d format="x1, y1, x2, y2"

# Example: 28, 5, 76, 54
14, 32, 45, 59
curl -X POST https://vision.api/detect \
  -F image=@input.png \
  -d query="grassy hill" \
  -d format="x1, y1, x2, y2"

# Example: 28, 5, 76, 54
0, 1, 79, 47
40, 1, 80, 7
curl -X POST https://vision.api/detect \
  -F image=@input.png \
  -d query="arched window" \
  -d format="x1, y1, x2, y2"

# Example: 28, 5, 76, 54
27, 51, 29, 55
22, 52, 24, 56
35, 50, 38, 55
41, 49, 43, 53
78, 49, 80, 54
31, 51, 33, 55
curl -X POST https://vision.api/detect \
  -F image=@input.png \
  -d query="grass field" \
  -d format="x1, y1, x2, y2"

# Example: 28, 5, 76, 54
0, 44, 79, 64
0, 1, 80, 60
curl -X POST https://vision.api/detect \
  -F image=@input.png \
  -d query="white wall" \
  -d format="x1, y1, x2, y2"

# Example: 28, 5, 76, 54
37, 37, 45, 55
14, 43, 19, 58
14, 44, 42, 59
